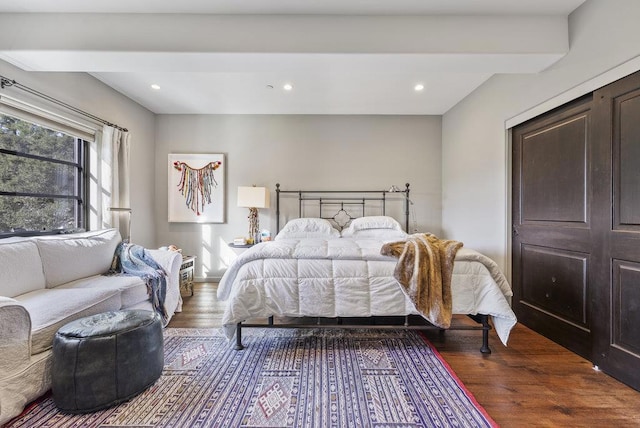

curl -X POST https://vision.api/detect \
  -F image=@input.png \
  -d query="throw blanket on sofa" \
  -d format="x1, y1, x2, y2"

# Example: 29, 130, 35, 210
380, 233, 463, 329
109, 243, 168, 321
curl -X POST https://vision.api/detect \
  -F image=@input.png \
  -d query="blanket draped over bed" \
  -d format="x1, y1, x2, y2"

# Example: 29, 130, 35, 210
109, 242, 168, 321
380, 233, 463, 329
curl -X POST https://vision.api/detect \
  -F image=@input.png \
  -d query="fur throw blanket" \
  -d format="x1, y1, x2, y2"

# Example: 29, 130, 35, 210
380, 233, 463, 329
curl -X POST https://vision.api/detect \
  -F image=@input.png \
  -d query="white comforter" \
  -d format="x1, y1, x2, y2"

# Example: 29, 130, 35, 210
218, 238, 517, 345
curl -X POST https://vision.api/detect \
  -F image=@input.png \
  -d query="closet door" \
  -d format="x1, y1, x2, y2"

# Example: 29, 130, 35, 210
591, 71, 640, 390
512, 96, 593, 359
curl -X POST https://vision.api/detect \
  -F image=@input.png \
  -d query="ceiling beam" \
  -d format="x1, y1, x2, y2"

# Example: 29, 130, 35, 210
0, 14, 567, 57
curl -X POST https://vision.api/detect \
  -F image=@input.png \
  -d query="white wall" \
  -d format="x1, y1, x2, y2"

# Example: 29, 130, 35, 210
0, 60, 157, 246
155, 114, 441, 280
442, 0, 640, 274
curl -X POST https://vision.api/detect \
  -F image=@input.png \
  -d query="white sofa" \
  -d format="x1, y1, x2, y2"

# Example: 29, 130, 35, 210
0, 229, 183, 425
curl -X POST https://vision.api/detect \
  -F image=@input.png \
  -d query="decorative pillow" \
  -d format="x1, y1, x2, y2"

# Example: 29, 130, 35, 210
340, 216, 405, 238
275, 218, 340, 240
36, 228, 121, 288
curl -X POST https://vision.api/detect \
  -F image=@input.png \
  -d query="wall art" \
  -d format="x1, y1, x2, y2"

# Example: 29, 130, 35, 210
168, 153, 225, 223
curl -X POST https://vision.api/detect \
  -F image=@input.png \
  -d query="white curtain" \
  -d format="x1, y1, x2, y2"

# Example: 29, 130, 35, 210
102, 125, 131, 240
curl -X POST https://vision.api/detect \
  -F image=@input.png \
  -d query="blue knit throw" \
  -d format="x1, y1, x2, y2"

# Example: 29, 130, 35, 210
109, 242, 168, 322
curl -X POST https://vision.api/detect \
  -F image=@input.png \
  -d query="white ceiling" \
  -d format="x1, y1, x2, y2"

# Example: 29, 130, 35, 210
0, 0, 587, 115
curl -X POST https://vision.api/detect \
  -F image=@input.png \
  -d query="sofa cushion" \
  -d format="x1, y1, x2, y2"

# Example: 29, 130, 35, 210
14, 288, 122, 354
36, 229, 121, 288
57, 274, 149, 309
0, 240, 45, 298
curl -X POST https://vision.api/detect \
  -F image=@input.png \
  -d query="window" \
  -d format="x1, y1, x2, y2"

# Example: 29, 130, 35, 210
0, 113, 86, 237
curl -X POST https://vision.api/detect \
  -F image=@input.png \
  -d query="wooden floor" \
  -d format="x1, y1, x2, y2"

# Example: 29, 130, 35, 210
169, 283, 640, 427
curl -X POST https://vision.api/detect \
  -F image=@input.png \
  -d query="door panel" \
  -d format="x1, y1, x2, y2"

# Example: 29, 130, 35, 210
613, 261, 640, 356
591, 70, 640, 390
521, 245, 588, 326
512, 96, 593, 359
521, 115, 588, 224
617, 91, 640, 227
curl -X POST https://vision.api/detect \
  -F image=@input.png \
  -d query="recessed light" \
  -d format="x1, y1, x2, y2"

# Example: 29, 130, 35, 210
414, 84, 425, 92
283, 83, 293, 91
151, 84, 161, 90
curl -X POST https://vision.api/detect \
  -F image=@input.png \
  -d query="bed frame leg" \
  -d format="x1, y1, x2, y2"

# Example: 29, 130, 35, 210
480, 315, 491, 354
466, 314, 492, 354
235, 323, 245, 350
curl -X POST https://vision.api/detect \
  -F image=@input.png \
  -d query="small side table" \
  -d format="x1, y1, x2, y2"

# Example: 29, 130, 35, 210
228, 243, 255, 249
228, 243, 255, 256
179, 255, 196, 296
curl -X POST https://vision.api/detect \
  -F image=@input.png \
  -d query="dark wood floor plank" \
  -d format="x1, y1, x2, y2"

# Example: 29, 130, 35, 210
169, 283, 640, 427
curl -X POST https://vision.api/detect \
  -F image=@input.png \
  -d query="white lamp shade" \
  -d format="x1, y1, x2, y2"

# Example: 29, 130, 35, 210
237, 186, 270, 209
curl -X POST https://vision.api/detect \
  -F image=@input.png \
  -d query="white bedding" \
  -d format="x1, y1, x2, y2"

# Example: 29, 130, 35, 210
217, 237, 517, 345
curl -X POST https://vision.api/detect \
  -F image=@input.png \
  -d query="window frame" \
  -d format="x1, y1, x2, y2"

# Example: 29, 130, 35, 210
0, 114, 89, 238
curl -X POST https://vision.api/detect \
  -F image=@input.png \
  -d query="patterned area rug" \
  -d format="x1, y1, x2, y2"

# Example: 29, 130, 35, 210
7, 328, 497, 427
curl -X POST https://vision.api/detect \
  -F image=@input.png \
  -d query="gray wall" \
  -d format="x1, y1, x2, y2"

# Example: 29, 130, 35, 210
441, 0, 640, 273
0, 60, 157, 247
155, 114, 441, 280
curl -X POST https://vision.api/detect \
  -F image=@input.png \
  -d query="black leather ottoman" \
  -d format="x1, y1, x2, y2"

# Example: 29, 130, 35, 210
52, 310, 163, 413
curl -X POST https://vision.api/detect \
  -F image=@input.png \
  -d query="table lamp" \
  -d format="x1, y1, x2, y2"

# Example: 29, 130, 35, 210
237, 186, 270, 244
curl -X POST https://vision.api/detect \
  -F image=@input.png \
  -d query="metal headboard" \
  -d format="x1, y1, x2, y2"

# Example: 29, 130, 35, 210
275, 183, 411, 233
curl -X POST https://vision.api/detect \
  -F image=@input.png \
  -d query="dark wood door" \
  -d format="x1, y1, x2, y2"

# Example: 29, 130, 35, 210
591, 71, 640, 390
513, 70, 640, 390
512, 96, 594, 359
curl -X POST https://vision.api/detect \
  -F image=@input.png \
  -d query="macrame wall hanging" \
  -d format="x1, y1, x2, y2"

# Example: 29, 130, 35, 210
173, 160, 222, 216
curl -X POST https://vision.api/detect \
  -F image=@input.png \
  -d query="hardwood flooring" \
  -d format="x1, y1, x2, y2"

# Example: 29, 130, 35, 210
169, 283, 640, 427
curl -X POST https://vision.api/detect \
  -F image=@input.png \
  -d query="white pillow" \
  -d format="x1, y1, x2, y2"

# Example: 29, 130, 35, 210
0, 240, 46, 297
36, 228, 121, 288
341, 216, 405, 238
275, 218, 340, 240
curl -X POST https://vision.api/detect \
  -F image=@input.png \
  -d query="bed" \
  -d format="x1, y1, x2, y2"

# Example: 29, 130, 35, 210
217, 184, 517, 353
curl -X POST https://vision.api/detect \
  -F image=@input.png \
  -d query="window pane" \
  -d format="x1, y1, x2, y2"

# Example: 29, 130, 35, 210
0, 153, 78, 195
0, 113, 84, 236
0, 114, 77, 163
0, 196, 77, 233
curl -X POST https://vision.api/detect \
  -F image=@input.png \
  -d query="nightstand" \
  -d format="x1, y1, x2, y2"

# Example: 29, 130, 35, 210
227, 242, 256, 257
228, 243, 255, 249
179, 255, 196, 296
